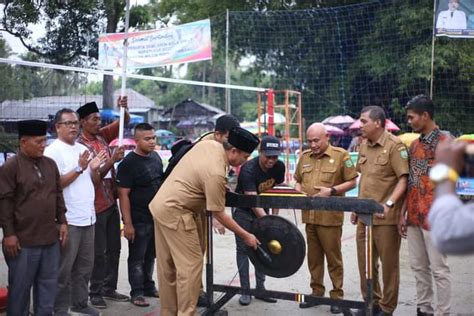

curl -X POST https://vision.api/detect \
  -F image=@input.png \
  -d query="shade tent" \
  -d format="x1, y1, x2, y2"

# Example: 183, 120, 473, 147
100, 109, 144, 124
398, 132, 420, 147
322, 115, 355, 125
324, 124, 345, 136
241, 121, 260, 134
349, 119, 400, 132
109, 138, 136, 147
258, 113, 286, 124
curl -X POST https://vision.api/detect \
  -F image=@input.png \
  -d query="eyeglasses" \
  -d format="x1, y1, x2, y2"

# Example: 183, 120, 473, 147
58, 121, 79, 127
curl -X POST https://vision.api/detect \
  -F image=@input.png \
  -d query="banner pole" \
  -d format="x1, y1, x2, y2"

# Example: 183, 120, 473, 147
225, 9, 231, 114
119, 0, 131, 146
430, 0, 437, 99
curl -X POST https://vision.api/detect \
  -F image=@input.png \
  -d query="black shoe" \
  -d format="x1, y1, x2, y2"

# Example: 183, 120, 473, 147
254, 295, 277, 303
90, 296, 107, 309
330, 305, 343, 314
102, 290, 129, 302
417, 308, 434, 316
352, 305, 381, 316
374, 311, 392, 316
299, 300, 320, 309
239, 295, 252, 306
197, 293, 210, 307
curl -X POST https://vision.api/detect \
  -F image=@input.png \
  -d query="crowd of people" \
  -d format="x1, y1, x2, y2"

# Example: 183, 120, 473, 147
0, 94, 472, 316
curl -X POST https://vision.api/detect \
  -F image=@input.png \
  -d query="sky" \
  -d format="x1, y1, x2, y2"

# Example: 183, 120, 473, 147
1, 0, 151, 56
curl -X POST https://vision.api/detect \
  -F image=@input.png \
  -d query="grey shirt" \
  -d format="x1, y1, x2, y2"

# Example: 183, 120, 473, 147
429, 194, 474, 255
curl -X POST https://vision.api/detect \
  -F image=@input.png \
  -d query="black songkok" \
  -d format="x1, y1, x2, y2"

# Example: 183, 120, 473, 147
77, 102, 100, 119
18, 120, 47, 138
228, 127, 260, 154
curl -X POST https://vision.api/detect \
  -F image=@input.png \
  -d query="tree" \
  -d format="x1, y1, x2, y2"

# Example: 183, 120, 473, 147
1, 0, 155, 108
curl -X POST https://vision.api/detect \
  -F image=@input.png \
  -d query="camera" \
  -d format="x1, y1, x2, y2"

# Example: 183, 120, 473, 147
462, 143, 474, 177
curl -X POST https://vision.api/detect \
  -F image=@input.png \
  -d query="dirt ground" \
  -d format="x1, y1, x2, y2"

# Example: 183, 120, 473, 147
1, 209, 473, 315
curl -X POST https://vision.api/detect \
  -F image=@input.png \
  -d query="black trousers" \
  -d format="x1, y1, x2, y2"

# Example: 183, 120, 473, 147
89, 205, 122, 297
128, 221, 157, 298
232, 210, 266, 290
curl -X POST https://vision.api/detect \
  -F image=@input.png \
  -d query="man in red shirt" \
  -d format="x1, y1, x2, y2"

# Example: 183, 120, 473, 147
400, 95, 452, 316
76, 97, 130, 308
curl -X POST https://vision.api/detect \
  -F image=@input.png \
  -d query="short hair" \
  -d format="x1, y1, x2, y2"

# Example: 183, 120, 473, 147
222, 140, 234, 151
54, 108, 76, 124
361, 105, 386, 128
405, 95, 434, 119
215, 115, 240, 133
134, 123, 154, 133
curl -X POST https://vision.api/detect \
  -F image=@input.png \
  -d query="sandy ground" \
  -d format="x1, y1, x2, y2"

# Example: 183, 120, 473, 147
0, 209, 473, 315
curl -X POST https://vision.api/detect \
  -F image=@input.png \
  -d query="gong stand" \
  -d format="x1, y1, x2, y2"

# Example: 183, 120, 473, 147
203, 192, 383, 316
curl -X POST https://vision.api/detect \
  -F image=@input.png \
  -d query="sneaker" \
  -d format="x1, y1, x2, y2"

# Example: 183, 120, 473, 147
70, 305, 100, 316
102, 290, 129, 302
238, 295, 252, 306
90, 296, 107, 309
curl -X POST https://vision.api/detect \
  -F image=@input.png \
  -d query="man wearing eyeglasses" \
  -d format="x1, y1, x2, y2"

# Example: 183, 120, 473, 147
45, 108, 106, 316
295, 123, 357, 314
0, 120, 67, 315
76, 98, 130, 308
232, 135, 286, 306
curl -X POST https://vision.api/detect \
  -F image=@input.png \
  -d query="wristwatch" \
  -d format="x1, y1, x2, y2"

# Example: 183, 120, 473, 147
75, 165, 83, 174
429, 163, 459, 184
385, 200, 395, 208
330, 187, 337, 196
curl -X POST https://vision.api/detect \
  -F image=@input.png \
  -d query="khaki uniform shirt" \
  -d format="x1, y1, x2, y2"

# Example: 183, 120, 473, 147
200, 132, 215, 142
294, 145, 358, 226
149, 140, 228, 231
357, 131, 409, 225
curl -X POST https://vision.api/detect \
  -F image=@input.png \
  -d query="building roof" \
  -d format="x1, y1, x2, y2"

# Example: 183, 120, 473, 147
163, 98, 225, 119
0, 89, 157, 121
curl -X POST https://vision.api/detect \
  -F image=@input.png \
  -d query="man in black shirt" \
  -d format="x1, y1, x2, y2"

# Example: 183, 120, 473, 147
233, 135, 286, 306
116, 123, 163, 307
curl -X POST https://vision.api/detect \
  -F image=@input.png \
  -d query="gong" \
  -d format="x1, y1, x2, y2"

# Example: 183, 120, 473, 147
247, 215, 306, 278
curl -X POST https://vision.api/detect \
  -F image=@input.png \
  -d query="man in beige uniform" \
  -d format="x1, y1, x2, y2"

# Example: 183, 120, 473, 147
149, 127, 260, 316
294, 123, 357, 314
196, 114, 240, 307
352, 106, 409, 316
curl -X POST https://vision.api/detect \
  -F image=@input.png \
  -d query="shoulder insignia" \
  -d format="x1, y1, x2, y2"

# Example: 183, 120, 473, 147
344, 159, 354, 168
400, 149, 408, 159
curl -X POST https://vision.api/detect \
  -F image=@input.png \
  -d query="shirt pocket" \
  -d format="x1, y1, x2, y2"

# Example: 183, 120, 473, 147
181, 213, 197, 232
375, 154, 389, 166
301, 167, 314, 187
320, 166, 337, 184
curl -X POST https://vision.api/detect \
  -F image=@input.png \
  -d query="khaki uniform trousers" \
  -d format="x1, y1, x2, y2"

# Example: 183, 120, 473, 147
195, 213, 207, 294
356, 223, 401, 313
407, 226, 451, 315
305, 224, 344, 299
154, 219, 203, 316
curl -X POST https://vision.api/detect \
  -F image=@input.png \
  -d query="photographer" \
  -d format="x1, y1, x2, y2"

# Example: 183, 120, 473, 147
429, 139, 474, 255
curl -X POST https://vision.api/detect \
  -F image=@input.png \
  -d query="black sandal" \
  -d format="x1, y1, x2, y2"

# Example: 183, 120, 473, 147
131, 296, 150, 307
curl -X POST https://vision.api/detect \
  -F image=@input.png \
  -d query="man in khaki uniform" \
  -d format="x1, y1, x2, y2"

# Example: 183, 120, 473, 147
196, 114, 240, 306
294, 123, 357, 314
352, 106, 409, 316
149, 127, 260, 316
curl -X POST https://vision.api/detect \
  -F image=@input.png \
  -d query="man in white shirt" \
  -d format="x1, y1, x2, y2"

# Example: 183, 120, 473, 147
45, 108, 106, 316
436, 0, 467, 30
